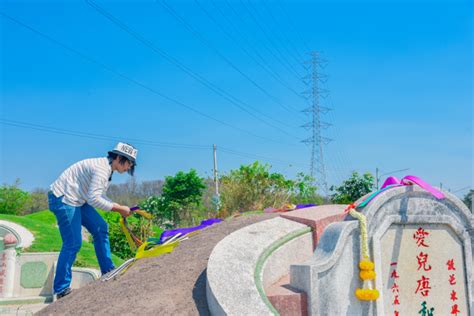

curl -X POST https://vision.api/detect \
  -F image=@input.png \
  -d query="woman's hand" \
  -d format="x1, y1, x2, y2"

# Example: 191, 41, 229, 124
112, 204, 131, 217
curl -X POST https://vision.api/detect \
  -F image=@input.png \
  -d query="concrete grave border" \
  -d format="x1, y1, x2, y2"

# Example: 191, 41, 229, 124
255, 226, 311, 313
0, 221, 34, 249
206, 216, 313, 315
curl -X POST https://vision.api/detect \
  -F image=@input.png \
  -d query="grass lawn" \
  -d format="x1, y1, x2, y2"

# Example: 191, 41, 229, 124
0, 210, 124, 268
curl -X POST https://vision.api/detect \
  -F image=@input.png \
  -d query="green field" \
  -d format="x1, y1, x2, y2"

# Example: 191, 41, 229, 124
0, 210, 124, 268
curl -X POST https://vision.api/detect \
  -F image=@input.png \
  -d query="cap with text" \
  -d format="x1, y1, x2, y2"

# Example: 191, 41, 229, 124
108, 142, 138, 163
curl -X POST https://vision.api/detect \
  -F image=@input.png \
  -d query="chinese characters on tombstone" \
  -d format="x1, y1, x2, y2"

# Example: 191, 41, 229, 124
381, 224, 468, 315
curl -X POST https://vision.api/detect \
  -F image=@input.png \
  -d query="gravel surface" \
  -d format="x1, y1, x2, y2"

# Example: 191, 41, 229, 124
38, 213, 278, 315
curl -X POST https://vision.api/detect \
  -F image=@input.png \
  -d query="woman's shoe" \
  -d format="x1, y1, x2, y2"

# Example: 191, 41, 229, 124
56, 287, 72, 299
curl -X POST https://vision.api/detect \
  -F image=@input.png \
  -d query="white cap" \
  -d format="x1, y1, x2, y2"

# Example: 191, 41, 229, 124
108, 142, 138, 162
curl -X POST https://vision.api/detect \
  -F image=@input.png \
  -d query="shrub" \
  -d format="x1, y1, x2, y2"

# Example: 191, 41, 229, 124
102, 211, 154, 260
219, 161, 295, 213
0, 179, 31, 215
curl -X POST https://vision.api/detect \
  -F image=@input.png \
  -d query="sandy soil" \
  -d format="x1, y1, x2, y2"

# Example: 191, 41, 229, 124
38, 213, 278, 315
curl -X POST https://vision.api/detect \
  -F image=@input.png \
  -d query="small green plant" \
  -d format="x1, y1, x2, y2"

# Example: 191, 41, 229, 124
102, 212, 133, 259
0, 179, 31, 215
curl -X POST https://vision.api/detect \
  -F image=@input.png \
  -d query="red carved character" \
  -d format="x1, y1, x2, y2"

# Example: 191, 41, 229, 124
450, 290, 458, 302
413, 227, 430, 247
391, 283, 400, 294
449, 274, 457, 285
416, 252, 432, 271
415, 275, 431, 297
450, 304, 461, 315
447, 259, 456, 271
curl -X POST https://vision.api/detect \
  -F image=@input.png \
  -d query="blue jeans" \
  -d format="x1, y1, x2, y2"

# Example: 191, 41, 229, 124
48, 192, 115, 293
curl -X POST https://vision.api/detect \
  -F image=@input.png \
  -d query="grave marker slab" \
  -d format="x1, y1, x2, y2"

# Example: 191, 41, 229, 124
290, 185, 473, 315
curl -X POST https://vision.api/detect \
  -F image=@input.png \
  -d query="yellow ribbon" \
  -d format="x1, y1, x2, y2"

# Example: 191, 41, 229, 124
135, 241, 180, 259
119, 209, 153, 251
120, 216, 139, 252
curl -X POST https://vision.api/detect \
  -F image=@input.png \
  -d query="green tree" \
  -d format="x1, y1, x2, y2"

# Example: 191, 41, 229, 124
219, 161, 295, 213
330, 172, 374, 204
0, 179, 31, 215
462, 189, 473, 213
140, 169, 206, 228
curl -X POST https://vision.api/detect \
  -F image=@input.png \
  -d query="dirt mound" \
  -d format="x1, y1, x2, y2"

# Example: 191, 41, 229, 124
38, 213, 278, 315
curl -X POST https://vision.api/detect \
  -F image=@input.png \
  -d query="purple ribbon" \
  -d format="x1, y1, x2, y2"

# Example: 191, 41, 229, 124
380, 175, 445, 199
159, 218, 222, 243
296, 204, 318, 209
356, 175, 445, 209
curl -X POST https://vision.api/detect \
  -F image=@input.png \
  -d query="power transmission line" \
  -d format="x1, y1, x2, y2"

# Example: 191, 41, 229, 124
244, 0, 304, 72
85, 0, 300, 137
0, 118, 310, 168
260, 0, 306, 65
0, 118, 210, 149
221, 0, 305, 86
301, 51, 331, 194
0, 11, 297, 146
219, 146, 308, 168
275, 0, 312, 53
238, 0, 303, 79
157, 0, 300, 114
193, 0, 305, 101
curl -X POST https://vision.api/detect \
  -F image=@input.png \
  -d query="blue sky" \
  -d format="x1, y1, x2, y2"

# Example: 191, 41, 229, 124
0, 0, 472, 198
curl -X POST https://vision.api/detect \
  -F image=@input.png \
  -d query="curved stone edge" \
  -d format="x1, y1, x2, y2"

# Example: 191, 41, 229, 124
0, 220, 34, 249
206, 217, 310, 316
255, 226, 311, 314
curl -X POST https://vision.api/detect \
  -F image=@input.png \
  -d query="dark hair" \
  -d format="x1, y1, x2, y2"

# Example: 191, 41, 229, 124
107, 152, 135, 176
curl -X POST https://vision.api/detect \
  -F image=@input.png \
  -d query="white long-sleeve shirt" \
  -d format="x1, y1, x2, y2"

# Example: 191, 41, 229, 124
50, 157, 114, 211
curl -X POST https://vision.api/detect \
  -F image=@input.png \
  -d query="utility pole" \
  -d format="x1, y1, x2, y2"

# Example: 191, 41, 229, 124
213, 144, 219, 197
302, 51, 331, 194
